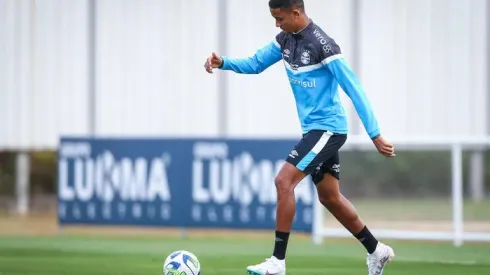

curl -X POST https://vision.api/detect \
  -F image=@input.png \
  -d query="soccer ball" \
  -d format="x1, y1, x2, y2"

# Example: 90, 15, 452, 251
163, 250, 201, 275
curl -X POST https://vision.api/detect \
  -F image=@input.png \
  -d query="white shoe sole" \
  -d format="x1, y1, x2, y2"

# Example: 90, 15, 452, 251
247, 270, 285, 275
246, 268, 285, 275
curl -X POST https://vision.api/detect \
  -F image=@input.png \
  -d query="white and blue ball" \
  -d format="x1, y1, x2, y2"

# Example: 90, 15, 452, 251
163, 250, 201, 275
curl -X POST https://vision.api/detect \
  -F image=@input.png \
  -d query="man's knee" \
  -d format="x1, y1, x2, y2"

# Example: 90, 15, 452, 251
318, 191, 341, 208
275, 175, 293, 195
274, 162, 306, 195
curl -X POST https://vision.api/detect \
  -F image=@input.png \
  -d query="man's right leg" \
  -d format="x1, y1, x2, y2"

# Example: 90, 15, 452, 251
247, 130, 338, 275
246, 162, 306, 275
311, 157, 395, 275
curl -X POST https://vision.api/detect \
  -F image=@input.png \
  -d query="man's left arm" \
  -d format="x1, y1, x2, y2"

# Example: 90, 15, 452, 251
323, 55, 380, 140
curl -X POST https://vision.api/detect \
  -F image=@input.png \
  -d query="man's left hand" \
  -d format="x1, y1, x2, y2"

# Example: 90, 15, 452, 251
373, 135, 395, 157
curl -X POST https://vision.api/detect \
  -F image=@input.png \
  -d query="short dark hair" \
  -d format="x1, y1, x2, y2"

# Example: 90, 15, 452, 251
268, 0, 305, 10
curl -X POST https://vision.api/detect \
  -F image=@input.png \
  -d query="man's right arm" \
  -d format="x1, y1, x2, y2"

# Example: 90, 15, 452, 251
219, 40, 282, 74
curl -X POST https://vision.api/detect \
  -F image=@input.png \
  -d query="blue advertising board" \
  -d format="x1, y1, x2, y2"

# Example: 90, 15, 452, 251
57, 137, 316, 232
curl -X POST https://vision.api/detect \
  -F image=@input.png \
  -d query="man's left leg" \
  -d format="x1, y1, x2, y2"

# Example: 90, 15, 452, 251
311, 154, 395, 275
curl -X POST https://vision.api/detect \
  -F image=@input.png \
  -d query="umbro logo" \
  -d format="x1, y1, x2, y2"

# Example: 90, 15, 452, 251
283, 49, 290, 58
289, 150, 299, 158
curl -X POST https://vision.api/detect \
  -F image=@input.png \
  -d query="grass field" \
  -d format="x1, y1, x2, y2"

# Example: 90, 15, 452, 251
1, 199, 490, 275
1, 234, 490, 275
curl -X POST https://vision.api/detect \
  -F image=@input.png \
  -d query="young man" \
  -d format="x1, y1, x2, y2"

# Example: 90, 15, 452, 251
204, 0, 396, 274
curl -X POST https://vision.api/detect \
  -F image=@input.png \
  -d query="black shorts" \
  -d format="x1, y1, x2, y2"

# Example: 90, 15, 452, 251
286, 130, 347, 183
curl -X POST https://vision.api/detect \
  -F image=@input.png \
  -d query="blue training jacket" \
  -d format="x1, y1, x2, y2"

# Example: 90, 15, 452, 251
220, 20, 380, 139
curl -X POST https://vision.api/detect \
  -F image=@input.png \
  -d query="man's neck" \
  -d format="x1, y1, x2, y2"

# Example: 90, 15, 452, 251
292, 16, 311, 34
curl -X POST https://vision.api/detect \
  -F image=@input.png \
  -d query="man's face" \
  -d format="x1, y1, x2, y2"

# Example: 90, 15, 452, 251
270, 7, 301, 33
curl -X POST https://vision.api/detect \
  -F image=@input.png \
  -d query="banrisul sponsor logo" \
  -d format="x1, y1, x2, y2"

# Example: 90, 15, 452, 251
289, 77, 316, 88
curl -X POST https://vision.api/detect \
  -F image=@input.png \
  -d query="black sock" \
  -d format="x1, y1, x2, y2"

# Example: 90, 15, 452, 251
354, 226, 378, 254
272, 231, 290, 260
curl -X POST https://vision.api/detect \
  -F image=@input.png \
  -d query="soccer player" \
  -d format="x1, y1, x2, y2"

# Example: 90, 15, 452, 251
204, 0, 396, 274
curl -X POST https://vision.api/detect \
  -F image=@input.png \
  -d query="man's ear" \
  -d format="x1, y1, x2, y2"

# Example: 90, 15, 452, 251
291, 9, 301, 18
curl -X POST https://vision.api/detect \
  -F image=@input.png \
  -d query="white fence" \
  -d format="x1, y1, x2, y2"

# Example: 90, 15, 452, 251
312, 137, 490, 247
0, 0, 488, 148
1, 1, 489, 241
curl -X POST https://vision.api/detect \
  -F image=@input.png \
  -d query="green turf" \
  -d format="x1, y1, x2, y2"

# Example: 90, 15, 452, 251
0, 235, 489, 274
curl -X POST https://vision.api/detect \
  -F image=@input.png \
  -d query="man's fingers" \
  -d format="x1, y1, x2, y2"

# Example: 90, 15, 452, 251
384, 147, 395, 157
207, 54, 221, 67
203, 52, 221, 74
382, 150, 394, 157
374, 137, 395, 157
378, 145, 395, 157
204, 57, 214, 73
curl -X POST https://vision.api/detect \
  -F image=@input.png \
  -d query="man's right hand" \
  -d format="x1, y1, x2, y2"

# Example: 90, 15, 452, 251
204, 52, 223, 74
